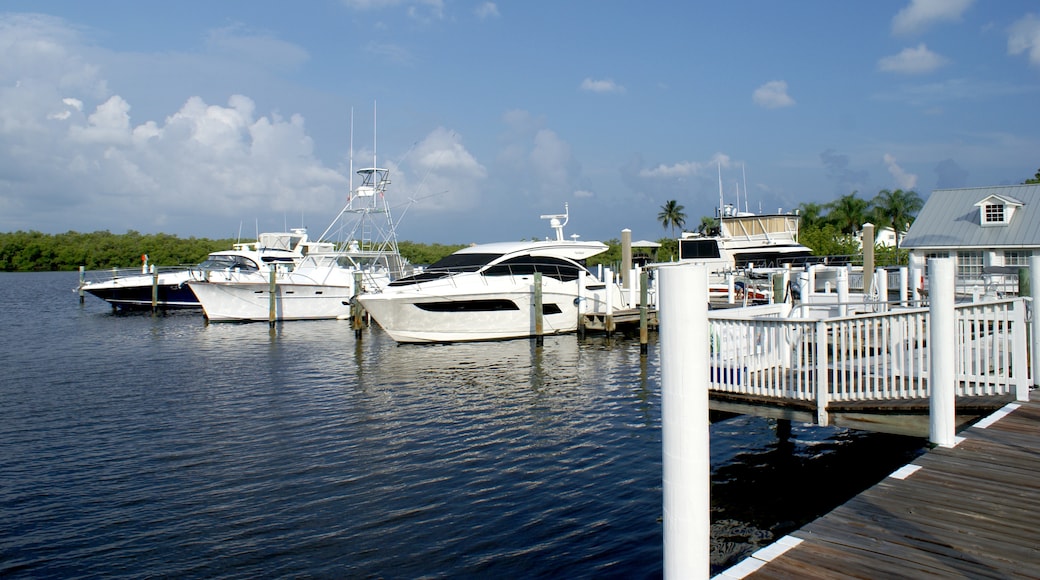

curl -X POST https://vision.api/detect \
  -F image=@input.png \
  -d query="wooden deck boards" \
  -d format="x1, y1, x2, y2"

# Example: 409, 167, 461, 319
723, 393, 1040, 579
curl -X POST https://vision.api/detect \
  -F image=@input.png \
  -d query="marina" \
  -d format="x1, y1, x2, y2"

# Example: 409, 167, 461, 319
1, 271, 933, 577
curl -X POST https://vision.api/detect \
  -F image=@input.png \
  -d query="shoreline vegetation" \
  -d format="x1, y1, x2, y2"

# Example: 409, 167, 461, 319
0, 227, 908, 273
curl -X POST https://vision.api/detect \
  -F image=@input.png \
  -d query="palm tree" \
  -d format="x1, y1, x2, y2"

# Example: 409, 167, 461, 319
826, 192, 870, 235
871, 188, 924, 251
794, 202, 826, 229
697, 215, 719, 235
657, 200, 687, 238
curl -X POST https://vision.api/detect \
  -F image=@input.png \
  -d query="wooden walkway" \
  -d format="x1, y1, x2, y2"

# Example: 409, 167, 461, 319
716, 392, 1040, 579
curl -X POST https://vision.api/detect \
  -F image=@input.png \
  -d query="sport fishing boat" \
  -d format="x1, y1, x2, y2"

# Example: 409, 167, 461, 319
78, 230, 318, 310
357, 205, 627, 343
187, 166, 408, 321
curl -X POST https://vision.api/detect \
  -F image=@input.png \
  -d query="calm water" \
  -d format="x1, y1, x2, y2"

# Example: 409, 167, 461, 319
0, 272, 926, 578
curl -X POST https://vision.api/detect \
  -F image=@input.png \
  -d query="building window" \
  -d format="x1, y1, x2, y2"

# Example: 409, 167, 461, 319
922, 251, 949, 277
957, 251, 984, 278
983, 204, 1005, 224
1004, 250, 1031, 266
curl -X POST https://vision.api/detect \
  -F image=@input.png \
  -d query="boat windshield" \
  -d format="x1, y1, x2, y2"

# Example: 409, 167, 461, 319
197, 255, 261, 271
388, 253, 500, 286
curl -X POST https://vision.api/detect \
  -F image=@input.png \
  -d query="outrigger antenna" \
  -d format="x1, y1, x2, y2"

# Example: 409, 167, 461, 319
540, 203, 569, 241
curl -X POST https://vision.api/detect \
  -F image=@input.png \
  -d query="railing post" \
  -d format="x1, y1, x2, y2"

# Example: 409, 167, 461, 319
659, 263, 709, 580
929, 258, 956, 447
815, 319, 829, 426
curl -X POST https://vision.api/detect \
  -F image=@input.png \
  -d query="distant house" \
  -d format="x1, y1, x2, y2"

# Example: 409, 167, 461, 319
855, 225, 899, 249
901, 184, 1040, 289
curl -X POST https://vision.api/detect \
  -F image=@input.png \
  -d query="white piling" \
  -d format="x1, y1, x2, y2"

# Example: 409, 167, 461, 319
1032, 255, 1040, 388
659, 263, 710, 579
929, 258, 956, 448
837, 268, 849, 316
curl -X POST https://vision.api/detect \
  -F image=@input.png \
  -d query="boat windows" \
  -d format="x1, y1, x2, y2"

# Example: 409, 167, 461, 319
388, 253, 501, 286
415, 299, 519, 312
484, 256, 583, 282
198, 255, 261, 271
679, 239, 722, 260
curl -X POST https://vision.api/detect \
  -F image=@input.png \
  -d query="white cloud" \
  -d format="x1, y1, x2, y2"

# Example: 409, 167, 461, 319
475, 2, 500, 19
392, 127, 486, 213
206, 25, 310, 71
878, 43, 948, 74
752, 81, 795, 109
340, 0, 445, 20
0, 13, 350, 234
892, 0, 973, 36
883, 153, 918, 189
640, 154, 732, 179
1008, 14, 1040, 67
580, 78, 625, 94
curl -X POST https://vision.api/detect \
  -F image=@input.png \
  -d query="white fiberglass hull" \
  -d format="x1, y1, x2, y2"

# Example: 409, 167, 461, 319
188, 280, 361, 321
358, 274, 623, 343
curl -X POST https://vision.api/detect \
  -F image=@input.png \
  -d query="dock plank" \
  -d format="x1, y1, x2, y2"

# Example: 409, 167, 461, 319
726, 395, 1040, 579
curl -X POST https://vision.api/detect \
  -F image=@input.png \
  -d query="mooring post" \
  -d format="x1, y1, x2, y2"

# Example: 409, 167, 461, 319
151, 268, 159, 315
639, 270, 649, 355
352, 271, 364, 339
604, 268, 614, 336
929, 257, 956, 448
78, 266, 85, 304
268, 266, 277, 328
659, 263, 710, 579
577, 269, 587, 338
534, 272, 544, 345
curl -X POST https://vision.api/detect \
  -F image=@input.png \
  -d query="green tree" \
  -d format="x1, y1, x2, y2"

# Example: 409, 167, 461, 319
794, 202, 826, 230
697, 215, 719, 235
825, 192, 870, 235
871, 188, 924, 251
657, 200, 687, 238
1025, 167, 1040, 184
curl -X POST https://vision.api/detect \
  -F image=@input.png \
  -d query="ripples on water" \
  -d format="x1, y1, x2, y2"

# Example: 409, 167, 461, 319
0, 273, 925, 578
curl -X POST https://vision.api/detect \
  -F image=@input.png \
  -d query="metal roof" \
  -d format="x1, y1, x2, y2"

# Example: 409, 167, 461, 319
901, 184, 1040, 250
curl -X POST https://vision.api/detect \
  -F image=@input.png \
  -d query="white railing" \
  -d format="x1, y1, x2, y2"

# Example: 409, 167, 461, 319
707, 298, 1030, 406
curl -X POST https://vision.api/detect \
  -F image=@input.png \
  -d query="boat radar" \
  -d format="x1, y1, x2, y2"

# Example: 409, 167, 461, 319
540, 203, 570, 241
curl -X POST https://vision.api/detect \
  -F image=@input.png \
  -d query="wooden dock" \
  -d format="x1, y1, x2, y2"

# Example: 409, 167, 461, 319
716, 392, 1040, 579
580, 307, 658, 333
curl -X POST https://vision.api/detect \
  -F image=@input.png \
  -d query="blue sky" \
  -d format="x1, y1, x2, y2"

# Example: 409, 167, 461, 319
1, 1, 1039, 244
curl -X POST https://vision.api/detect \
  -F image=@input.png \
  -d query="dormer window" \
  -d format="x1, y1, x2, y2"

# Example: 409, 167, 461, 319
975, 194, 1022, 227
984, 203, 1005, 224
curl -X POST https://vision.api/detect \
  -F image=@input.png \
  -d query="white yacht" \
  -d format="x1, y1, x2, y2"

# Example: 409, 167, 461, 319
358, 205, 627, 343
187, 167, 407, 322
78, 230, 316, 310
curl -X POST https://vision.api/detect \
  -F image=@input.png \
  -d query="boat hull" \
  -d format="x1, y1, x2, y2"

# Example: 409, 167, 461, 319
81, 271, 199, 309
188, 281, 359, 321
358, 275, 622, 343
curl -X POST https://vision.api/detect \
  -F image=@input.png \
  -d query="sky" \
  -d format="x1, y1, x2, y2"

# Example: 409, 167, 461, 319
1, 1, 1039, 244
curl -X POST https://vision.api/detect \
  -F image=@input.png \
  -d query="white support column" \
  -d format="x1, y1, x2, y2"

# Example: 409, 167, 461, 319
1012, 298, 1029, 401
899, 266, 909, 306
1032, 255, 1040, 388
659, 263, 710, 579
929, 258, 956, 448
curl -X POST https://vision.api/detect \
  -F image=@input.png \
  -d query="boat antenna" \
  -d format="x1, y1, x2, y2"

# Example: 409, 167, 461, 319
742, 163, 749, 214
717, 161, 724, 218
